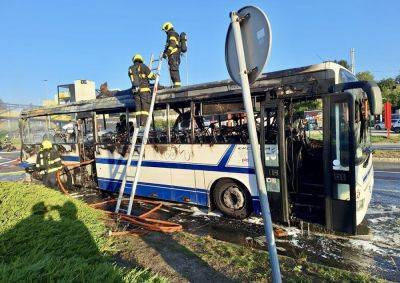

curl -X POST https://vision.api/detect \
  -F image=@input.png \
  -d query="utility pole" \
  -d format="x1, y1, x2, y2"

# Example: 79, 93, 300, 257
350, 48, 355, 74
43, 79, 49, 105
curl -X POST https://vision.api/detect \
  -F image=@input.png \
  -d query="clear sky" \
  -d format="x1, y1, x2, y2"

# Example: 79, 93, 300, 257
0, 0, 399, 105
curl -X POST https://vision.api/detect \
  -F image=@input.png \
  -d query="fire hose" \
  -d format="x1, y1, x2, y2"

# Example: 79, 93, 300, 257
56, 160, 182, 234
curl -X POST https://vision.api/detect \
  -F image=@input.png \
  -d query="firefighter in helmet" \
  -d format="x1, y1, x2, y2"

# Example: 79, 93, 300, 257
35, 139, 62, 186
162, 22, 183, 88
128, 54, 156, 128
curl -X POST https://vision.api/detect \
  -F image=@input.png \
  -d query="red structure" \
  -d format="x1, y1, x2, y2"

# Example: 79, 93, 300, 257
384, 102, 392, 137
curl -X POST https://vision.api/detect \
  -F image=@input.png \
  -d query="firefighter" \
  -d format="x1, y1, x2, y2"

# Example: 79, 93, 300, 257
128, 54, 156, 128
162, 22, 182, 88
35, 139, 62, 187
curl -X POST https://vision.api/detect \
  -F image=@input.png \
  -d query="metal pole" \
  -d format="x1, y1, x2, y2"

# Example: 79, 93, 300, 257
350, 48, 355, 75
166, 104, 171, 143
230, 11, 282, 282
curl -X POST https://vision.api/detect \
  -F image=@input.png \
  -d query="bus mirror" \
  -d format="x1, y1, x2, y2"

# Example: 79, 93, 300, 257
330, 81, 383, 115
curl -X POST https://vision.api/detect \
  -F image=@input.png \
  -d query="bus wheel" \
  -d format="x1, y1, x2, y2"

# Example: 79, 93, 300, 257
213, 180, 251, 219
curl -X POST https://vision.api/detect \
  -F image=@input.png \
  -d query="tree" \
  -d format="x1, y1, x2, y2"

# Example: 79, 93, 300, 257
356, 71, 374, 81
378, 77, 400, 108
334, 59, 350, 70
378, 78, 396, 90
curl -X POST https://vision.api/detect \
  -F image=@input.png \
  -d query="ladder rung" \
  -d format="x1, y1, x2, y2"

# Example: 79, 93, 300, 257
151, 68, 159, 71
152, 59, 160, 62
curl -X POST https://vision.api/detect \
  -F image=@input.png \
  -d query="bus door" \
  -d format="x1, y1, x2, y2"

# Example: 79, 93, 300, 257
260, 100, 290, 224
323, 92, 357, 234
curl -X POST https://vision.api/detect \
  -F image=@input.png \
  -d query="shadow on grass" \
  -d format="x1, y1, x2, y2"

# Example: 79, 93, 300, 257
0, 201, 123, 282
142, 232, 233, 282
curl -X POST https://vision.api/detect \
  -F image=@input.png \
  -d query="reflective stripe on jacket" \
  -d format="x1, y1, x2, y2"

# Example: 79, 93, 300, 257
128, 62, 155, 91
36, 148, 62, 174
164, 29, 180, 57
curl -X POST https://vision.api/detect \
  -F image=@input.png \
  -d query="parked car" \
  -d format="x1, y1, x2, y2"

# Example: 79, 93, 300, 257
391, 119, 400, 133
374, 122, 385, 130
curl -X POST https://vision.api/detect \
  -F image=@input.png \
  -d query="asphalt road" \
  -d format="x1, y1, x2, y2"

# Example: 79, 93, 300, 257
372, 143, 400, 150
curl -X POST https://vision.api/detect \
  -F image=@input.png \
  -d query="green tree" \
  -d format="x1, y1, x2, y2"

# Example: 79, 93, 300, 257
334, 59, 350, 70
378, 77, 400, 108
356, 71, 374, 81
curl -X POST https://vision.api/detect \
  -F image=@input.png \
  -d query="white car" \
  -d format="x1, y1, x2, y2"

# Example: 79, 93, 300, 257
392, 119, 400, 133
374, 122, 385, 130
375, 119, 400, 132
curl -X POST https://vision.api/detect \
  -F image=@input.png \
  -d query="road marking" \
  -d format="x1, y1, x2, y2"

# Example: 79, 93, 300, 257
0, 158, 19, 166
0, 170, 24, 176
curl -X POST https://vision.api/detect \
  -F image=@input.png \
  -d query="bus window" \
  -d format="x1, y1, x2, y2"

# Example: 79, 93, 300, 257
331, 102, 350, 200
150, 110, 168, 144
97, 112, 133, 144
339, 69, 357, 83
331, 102, 350, 169
355, 99, 371, 165
169, 107, 192, 144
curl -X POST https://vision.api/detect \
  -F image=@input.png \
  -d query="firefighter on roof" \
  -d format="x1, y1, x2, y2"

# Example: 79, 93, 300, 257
128, 54, 156, 128
162, 22, 187, 88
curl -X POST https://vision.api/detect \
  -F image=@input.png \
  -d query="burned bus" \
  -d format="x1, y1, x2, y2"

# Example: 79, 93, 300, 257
19, 62, 382, 234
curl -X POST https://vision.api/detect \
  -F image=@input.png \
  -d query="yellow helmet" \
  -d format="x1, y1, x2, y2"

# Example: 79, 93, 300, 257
133, 54, 144, 63
41, 140, 52, 150
162, 22, 173, 31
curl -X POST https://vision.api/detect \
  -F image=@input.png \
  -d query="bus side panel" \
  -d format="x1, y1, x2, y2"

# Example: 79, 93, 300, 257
95, 146, 173, 200
94, 143, 260, 214
355, 155, 373, 225
202, 144, 261, 214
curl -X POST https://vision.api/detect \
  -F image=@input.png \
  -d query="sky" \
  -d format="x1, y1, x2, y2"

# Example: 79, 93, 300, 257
0, 0, 399, 105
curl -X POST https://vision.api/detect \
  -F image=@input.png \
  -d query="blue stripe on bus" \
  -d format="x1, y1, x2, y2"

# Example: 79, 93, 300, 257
61, 155, 80, 162
97, 177, 209, 206
362, 166, 372, 183
95, 144, 255, 174
19, 161, 32, 168
97, 177, 262, 215
96, 158, 255, 174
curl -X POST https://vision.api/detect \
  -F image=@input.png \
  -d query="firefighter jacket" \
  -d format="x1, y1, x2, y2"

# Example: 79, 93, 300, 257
35, 148, 62, 174
163, 29, 180, 57
128, 62, 156, 93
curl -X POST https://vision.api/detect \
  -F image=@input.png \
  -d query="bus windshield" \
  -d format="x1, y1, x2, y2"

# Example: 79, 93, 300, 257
339, 68, 371, 165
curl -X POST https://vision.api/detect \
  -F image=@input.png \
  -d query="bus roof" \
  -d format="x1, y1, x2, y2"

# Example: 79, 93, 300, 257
20, 62, 342, 118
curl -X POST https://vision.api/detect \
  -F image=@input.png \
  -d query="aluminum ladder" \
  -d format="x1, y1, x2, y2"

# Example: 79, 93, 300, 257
115, 53, 163, 215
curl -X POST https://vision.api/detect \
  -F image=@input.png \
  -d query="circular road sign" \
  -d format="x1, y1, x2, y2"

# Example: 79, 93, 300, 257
225, 6, 272, 85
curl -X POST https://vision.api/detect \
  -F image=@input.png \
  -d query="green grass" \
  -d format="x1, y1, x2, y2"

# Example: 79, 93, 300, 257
0, 182, 166, 282
371, 135, 400, 144
175, 232, 383, 282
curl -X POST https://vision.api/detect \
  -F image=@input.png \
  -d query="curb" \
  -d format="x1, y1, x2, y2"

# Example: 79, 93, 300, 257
373, 157, 400, 163
373, 158, 400, 170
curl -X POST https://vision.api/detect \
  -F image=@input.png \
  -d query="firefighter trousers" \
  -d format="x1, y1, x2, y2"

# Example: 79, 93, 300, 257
133, 90, 151, 127
168, 53, 181, 87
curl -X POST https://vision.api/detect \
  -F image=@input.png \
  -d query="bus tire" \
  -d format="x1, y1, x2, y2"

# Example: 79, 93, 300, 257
213, 179, 251, 219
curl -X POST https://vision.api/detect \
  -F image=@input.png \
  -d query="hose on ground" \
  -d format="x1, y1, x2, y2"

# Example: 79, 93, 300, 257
56, 160, 182, 234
